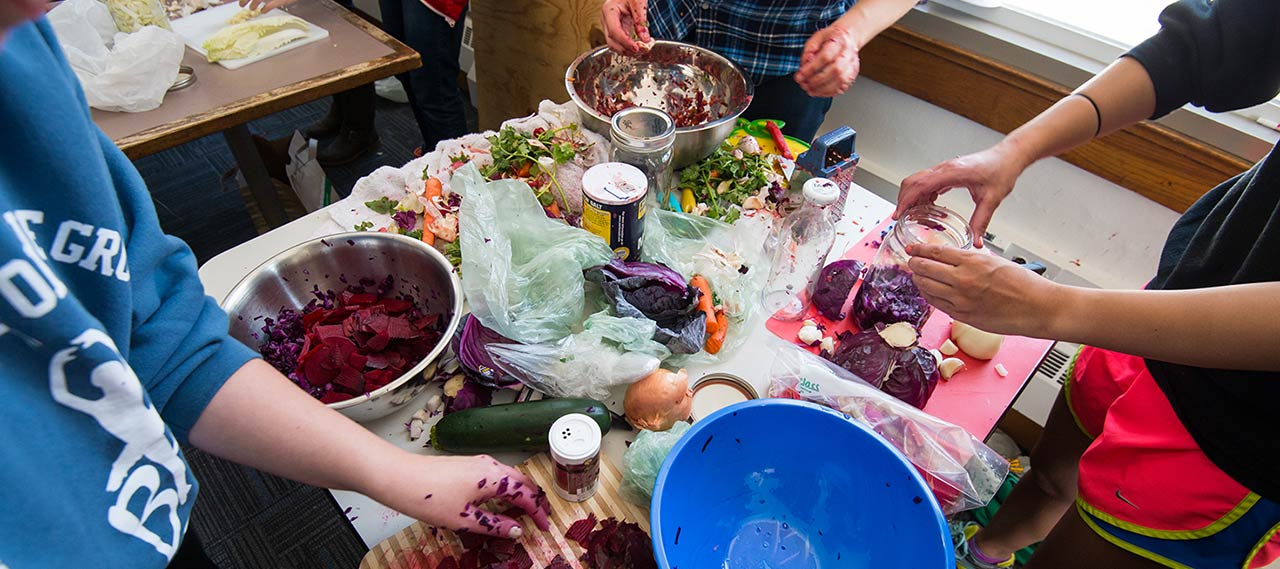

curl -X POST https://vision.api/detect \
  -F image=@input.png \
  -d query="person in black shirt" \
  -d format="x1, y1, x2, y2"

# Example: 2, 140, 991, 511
896, 1, 1280, 567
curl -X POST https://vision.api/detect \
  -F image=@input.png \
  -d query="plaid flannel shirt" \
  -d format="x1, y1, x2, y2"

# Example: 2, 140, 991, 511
647, 0, 855, 85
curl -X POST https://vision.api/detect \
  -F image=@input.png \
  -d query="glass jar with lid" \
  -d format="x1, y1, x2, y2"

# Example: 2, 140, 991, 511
609, 106, 676, 211
851, 204, 973, 330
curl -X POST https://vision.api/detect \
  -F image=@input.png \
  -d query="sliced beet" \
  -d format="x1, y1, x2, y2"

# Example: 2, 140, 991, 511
566, 513, 597, 545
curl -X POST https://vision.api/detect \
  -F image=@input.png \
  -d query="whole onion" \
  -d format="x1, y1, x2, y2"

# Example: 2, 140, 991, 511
624, 368, 692, 431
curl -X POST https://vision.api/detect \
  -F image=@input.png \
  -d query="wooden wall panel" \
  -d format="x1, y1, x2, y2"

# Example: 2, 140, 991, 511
470, 0, 606, 131
859, 26, 1252, 213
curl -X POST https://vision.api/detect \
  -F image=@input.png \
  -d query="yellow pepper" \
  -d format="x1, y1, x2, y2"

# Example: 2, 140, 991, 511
681, 188, 696, 213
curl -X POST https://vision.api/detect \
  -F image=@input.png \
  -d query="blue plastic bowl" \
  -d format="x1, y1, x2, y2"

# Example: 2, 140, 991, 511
651, 399, 954, 568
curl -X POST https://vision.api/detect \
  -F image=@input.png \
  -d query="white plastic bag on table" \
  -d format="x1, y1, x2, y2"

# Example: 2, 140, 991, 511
642, 209, 771, 363
48, 0, 184, 113
486, 311, 671, 400
768, 341, 1009, 514
451, 163, 615, 344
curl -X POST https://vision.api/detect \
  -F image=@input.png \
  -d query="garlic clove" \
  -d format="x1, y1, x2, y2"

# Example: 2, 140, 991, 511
939, 357, 966, 380
939, 339, 959, 357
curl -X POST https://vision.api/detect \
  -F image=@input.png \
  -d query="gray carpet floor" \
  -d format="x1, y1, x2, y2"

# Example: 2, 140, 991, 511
138, 92, 475, 568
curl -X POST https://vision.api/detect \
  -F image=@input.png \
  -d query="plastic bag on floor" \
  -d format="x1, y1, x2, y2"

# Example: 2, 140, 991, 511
642, 209, 772, 362
48, 0, 184, 113
451, 163, 614, 344
768, 341, 1009, 514
620, 421, 692, 505
486, 311, 671, 400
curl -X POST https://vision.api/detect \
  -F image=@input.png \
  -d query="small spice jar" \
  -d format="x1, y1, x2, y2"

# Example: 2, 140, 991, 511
852, 204, 973, 330
609, 106, 676, 211
548, 413, 602, 502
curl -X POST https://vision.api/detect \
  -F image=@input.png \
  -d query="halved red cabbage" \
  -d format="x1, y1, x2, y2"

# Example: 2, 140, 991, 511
451, 314, 522, 388
585, 260, 706, 354
812, 259, 864, 320
851, 264, 932, 330
824, 324, 940, 408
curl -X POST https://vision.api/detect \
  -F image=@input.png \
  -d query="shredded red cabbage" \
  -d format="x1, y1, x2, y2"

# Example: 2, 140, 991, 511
259, 278, 445, 404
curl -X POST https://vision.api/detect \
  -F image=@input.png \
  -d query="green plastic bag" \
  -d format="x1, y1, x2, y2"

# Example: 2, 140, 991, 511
642, 209, 772, 363
620, 421, 693, 506
452, 164, 615, 344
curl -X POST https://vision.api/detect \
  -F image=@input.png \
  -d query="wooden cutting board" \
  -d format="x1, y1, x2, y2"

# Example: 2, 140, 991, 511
360, 453, 649, 569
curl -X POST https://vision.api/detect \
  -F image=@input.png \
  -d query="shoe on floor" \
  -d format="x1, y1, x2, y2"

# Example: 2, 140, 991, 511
317, 129, 379, 166
304, 100, 344, 139
951, 521, 1015, 569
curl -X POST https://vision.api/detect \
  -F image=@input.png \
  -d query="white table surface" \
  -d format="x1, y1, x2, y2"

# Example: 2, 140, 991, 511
197, 185, 894, 548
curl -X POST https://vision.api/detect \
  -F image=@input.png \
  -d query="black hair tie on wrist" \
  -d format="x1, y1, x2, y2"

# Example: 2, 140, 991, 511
1074, 92, 1102, 138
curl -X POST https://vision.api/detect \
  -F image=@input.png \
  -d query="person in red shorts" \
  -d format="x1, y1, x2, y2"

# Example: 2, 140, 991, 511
895, 1, 1280, 567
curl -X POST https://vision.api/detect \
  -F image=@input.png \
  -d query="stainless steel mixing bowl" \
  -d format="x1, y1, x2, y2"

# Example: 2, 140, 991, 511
221, 232, 464, 423
566, 40, 753, 168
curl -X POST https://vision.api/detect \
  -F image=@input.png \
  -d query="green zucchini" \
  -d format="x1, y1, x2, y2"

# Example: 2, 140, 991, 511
430, 398, 611, 454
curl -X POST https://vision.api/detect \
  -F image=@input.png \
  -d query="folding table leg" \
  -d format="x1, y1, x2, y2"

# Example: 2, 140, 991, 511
223, 124, 287, 229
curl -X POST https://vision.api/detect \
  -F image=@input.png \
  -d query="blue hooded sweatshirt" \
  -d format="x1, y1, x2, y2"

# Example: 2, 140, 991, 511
0, 19, 258, 568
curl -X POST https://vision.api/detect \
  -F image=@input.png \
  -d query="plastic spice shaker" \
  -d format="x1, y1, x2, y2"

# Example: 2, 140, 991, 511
760, 178, 840, 321
852, 204, 973, 330
609, 106, 676, 212
548, 413, 602, 502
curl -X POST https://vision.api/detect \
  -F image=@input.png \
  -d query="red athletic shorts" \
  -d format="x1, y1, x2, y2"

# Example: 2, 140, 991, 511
1066, 346, 1280, 568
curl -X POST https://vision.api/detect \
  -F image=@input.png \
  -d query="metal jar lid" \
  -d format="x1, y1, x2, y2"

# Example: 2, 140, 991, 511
690, 372, 760, 422
610, 106, 676, 152
582, 162, 647, 205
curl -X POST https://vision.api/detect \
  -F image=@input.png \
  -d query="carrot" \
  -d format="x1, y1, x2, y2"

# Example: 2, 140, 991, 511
690, 275, 716, 334
424, 177, 443, 200
546, 201, 562, 217
516, 161, 532, 177
420, 219, 436, 246
705, 310, 729, 354
421, 177, 443, 246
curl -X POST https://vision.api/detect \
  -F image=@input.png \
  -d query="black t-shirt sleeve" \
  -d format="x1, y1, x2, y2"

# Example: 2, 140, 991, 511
1125, 0, 1280, 119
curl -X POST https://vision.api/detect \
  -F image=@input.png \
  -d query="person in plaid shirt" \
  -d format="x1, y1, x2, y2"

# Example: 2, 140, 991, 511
602, 0, 919, 142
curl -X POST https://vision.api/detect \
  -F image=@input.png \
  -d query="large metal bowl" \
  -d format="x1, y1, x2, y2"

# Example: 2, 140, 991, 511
221, 232, 464, 423
566, 40, 753, 168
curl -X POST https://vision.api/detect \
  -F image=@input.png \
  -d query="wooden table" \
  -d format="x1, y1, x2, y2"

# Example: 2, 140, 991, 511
92, 1, 419, 228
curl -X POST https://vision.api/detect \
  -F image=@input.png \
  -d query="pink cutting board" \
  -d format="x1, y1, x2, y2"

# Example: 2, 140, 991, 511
766, 220, 1054, 439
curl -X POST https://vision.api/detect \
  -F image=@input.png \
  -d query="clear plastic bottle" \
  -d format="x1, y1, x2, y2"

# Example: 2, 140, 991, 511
761, 178, 840, 320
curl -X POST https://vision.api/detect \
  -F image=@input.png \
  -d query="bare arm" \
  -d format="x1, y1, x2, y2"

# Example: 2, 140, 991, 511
907, 243, 1280, 371
794, 0, 919, 98
896, 57, 1157, 245
188, 359, 550, 538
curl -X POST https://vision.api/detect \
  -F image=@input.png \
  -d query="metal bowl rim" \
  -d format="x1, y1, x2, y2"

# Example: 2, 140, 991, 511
564, 40, 755, 134
219, 231, 465, 411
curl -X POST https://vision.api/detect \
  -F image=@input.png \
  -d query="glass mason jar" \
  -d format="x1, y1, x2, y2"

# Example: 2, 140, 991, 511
105, 0, 173, 32
609, 106, 675, 212
851, 204, 973, 330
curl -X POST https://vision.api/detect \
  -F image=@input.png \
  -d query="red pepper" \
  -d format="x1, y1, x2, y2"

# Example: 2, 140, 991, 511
766, 120, 793, 160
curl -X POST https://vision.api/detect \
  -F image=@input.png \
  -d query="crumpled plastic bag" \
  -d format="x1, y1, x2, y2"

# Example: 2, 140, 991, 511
486, 311, 671, 400
48, 0, 184, 113
768, 341, 1009, 514
642, 209, 772, 363
620, 421, 692, 506
451, 163, 614, 344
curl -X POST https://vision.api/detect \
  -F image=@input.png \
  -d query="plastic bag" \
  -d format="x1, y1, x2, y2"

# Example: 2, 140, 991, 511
768, 341, 1009, 514
452, 163, 615, 344
486, 311, 671, 400
642, 209, 771, 362
620, 421, 692, 506
48, 0, 184, 113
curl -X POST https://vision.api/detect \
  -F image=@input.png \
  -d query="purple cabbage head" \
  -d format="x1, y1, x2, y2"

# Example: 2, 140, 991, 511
812, 259, 864, 320
882, 346, 941, 409
450, 314, 522, 388
851, 264, 932, 330
585, 259, 707, 354
824, 325, 939, 408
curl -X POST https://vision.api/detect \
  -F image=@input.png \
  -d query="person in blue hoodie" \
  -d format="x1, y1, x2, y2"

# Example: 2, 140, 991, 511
0, 7, 549, 568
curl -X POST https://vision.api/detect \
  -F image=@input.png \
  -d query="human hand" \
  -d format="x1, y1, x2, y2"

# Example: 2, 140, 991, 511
237, 0, 296, 14
0, 0, 43, 43
794, 23, 861, 98
896, 145, 1027, 248
601, 0, 652, 56
369, 454, 551, 539
906, 243, 1060, 337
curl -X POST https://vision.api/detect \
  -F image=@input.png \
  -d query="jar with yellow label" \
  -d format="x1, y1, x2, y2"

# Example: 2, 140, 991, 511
581, 162, 647, 261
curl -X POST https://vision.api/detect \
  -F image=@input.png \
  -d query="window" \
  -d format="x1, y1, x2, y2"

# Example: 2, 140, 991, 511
1000, 0, 1167, 49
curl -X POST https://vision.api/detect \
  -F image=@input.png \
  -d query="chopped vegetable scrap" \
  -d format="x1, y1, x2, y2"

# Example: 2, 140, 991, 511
676, 140, 791, 223
585, 260, 707, 354
576, 517, 658, 569
480, 125, 593, 221
565, 512, 598, 545
258, 277, 445, 404
430, 531, 535, 569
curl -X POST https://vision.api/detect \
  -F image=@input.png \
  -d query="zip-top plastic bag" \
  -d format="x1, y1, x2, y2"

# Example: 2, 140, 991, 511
768, 341, 1009, 514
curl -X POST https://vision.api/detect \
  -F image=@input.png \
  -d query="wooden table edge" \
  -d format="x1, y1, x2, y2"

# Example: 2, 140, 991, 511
115, 7, 421, 159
